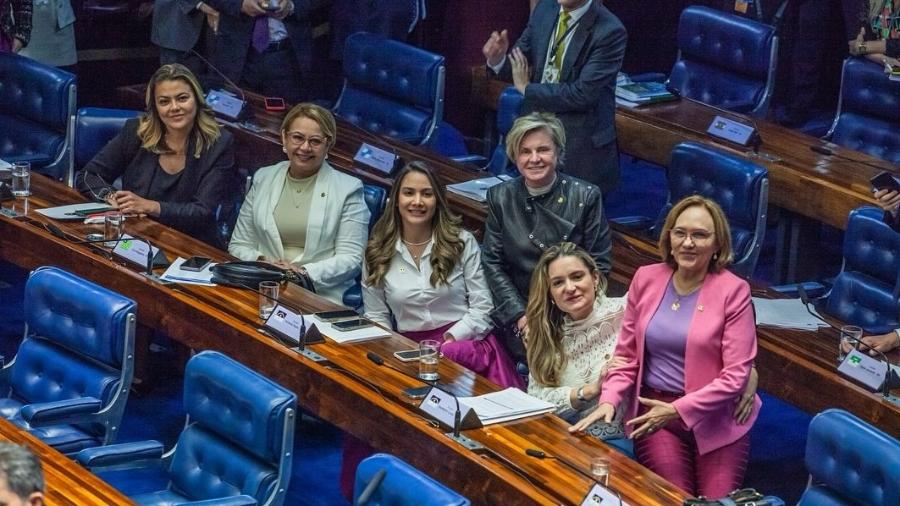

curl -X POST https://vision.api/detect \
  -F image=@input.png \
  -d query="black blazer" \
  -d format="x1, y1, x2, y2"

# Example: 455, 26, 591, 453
75, 118, 236, 248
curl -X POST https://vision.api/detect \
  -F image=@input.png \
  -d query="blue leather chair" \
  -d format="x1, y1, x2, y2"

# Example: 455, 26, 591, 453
798, 409, 900, 506
0, 266, 136, 455
334, 32, 445, 146
450, 86, 522, 175
0, 52, 76, 180
613, 141, 769, 278
68, 107, 142, 186
343, 184, 388, 310
814, 207, 900, 335
824, 58, 900, 164
354, 453, 470, 506
668, 6, 778, 117
77, 350, 297, 506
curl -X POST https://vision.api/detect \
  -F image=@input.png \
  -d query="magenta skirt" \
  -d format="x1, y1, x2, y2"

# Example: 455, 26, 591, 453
404, 322, 524, 390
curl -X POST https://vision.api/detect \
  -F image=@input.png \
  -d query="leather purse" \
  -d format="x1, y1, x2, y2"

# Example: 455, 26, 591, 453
211, 261, 316, 293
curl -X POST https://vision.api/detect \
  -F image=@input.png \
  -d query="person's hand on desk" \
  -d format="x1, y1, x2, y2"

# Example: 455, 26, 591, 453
109, 191, 160, 217
482, 29, 509, 68
842, 330, 900, 355
568, 402, 615, 433
509, 47, 531, 95
874, 188, 900, 213
734, 365, 758, 424
627, 397, 679, 439
271, 259, 308, 277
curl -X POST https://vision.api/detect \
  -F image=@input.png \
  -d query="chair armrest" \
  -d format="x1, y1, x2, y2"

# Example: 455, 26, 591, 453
629, 72, 668, 83
610, 216, 654, 230
20, 397, 103, 426
177, 495, 258, 506
343, 283, 362, 310
769, 281, 827, 298
76, 440, 165, 469
451, 154, 488, 166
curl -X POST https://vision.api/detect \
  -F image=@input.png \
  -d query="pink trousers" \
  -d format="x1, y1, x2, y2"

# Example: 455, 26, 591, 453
634, 389, 750, 498
340, 323, 524, 500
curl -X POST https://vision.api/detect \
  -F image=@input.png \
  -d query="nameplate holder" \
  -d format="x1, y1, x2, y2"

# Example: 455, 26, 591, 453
580, 483, 629, 506
707, 115, 758, 147
354, 143, 398, 175
837, 348, 889, 392
112, 235, 164, 268
265, 304, 305, 342
418, 387, 482, 431
206, 89, 245, 120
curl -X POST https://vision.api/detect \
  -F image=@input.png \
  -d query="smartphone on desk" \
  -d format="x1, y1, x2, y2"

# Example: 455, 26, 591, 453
393, 349, 423, 362
870, 171, 900, 192
315, 309, 359, 322
332, 318, 375, 331
180, 256, 212, 272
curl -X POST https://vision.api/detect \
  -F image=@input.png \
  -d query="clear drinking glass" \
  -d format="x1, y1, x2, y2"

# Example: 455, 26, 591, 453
11, 162, 30, 197
838, 325, 862, 363
104, 211, 124, 249
259, 281, 280, 320
590, 457, 610, 486
418, 339, 440, 382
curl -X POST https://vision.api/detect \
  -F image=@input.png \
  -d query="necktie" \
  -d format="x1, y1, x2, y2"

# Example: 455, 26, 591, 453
252, 17, 269, 53
553, 11, 571, 71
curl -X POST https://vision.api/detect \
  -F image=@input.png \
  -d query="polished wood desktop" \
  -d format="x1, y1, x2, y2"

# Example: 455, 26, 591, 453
0, 178, 689, 505
0, 418, 135, 505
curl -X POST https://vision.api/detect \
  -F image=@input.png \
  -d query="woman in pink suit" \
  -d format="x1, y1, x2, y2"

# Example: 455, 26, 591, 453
571, 195, 760, 497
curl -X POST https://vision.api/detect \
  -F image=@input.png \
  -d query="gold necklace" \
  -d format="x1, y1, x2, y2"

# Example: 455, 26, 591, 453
671, 280, 703, 311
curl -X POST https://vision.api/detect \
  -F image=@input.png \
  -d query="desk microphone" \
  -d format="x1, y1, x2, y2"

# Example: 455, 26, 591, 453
797, 285, 900, 398
249, 283, 328, 362
190, 49, 247, 120
44, 223, 161, 279
524, 448, 623, 505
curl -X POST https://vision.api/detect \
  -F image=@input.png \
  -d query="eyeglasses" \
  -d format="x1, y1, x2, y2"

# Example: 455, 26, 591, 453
285, 133, 327, 149
670, 229, 714, 243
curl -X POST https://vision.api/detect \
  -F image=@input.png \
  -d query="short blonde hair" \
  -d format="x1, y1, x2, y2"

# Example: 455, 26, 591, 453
505, 112, 566, 164
658, 195, 734, 272
281, 103, 337, 150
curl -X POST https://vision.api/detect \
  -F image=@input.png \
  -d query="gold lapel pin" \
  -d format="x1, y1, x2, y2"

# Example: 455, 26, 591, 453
697, 305, 704, 312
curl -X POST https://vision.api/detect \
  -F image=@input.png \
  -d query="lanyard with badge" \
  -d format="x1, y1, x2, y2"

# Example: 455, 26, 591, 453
542, 14, 583, 83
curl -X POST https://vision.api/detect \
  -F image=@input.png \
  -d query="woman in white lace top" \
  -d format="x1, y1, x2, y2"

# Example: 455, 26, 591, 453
525, 242, 630, 445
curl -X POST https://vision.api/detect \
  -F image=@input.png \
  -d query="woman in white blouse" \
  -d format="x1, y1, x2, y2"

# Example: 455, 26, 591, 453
228, 103, 369, 304
363, 162, 522, 388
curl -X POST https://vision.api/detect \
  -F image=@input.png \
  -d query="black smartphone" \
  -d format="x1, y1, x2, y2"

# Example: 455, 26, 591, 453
332, 318, 374, 331
315, 309, 359, 322
180, 256, 212, 272
870, 171, 900, 192
393, 349, 423, 362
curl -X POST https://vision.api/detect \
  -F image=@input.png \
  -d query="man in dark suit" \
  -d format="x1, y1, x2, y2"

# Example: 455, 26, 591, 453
483, 0, 626, 193
151, 0, 219, 75
204, 0, 312, 103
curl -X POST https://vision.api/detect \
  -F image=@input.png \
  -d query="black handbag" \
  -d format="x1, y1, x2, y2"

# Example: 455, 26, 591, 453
210, 261, 316, 293
683, 488, 780, 506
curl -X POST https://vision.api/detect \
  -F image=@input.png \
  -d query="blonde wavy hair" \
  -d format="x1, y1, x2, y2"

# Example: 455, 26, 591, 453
138, 63, 220, 158
365, 162, 464, 287
526, 242, 607, 387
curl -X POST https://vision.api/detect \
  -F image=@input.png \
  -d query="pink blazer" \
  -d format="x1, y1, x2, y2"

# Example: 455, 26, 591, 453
598, 263, 761, 455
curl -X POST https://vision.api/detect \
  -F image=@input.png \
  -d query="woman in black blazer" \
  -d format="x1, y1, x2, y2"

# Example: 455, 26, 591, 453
76, 63, 235, 248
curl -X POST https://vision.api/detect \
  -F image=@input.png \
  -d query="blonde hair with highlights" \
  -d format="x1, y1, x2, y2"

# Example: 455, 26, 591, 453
280, 102, 337, 150
505, 112, 566, 165
139, 63, 220, 158
526, 242, 607, 387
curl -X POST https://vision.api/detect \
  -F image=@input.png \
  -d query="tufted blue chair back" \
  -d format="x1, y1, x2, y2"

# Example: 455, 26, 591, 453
162, 351, 296, 506
0, 266, 136, 454
334, 32, 445, 145
0, 53, 76, 180
820, 207, 900, 335
652, 142, 768, 278
668, 6, 777, 117
354, 453, 470, 506
363, 184, 388, 233
486, 86, 524, 177
799, 409, 900, 506
68, 107, 142, 186
826, 58, 900, 164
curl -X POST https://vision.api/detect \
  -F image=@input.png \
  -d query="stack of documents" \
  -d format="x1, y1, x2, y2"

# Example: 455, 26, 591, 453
752, 297, 828, 330
458, 388, 555, 425
446, 175, 512, 203
160, 257, 216, 286
303, 314, 391, 344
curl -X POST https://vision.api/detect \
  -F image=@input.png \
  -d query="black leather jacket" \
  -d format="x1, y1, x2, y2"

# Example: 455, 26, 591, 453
482, 174, 612, 327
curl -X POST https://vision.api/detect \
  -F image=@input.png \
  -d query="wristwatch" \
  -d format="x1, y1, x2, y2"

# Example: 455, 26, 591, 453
576, 386, 587, 403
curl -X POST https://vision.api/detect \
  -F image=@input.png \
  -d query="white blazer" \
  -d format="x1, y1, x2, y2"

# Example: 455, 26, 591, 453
228, 160, 370, 304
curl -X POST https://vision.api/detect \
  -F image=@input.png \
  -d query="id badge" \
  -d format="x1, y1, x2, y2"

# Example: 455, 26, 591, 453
734, 0, 749, 13
542, 65, 559, 84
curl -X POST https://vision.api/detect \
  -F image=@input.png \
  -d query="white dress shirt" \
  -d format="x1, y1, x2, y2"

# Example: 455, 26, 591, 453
363, 230, 494, 341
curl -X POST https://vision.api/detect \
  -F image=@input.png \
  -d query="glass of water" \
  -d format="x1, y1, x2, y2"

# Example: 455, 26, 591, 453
590, 457, 610, 486
838, 325, 862, 364
104, 211, 124, 249
418, 339, 440, 382
259, 281, 279, 320
11, 162, 30, 197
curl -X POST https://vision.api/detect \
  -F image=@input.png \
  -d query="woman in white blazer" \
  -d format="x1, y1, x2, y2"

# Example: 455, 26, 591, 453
229, 103, 370, 304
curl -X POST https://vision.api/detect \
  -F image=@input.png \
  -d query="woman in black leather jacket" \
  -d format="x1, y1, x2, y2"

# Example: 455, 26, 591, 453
482, 112, 612, 363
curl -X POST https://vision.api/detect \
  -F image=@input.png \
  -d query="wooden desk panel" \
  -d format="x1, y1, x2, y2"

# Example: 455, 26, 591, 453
0, 178, 688, 506
0, 418, 134, 505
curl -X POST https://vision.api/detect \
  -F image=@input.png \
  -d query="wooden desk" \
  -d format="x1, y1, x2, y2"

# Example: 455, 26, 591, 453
0, 418, 134, 505
0, 178, 689, 506
470, 66, 899, 232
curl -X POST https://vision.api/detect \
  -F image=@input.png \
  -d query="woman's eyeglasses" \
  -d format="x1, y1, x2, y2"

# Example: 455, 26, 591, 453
285, 133, 327, 149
